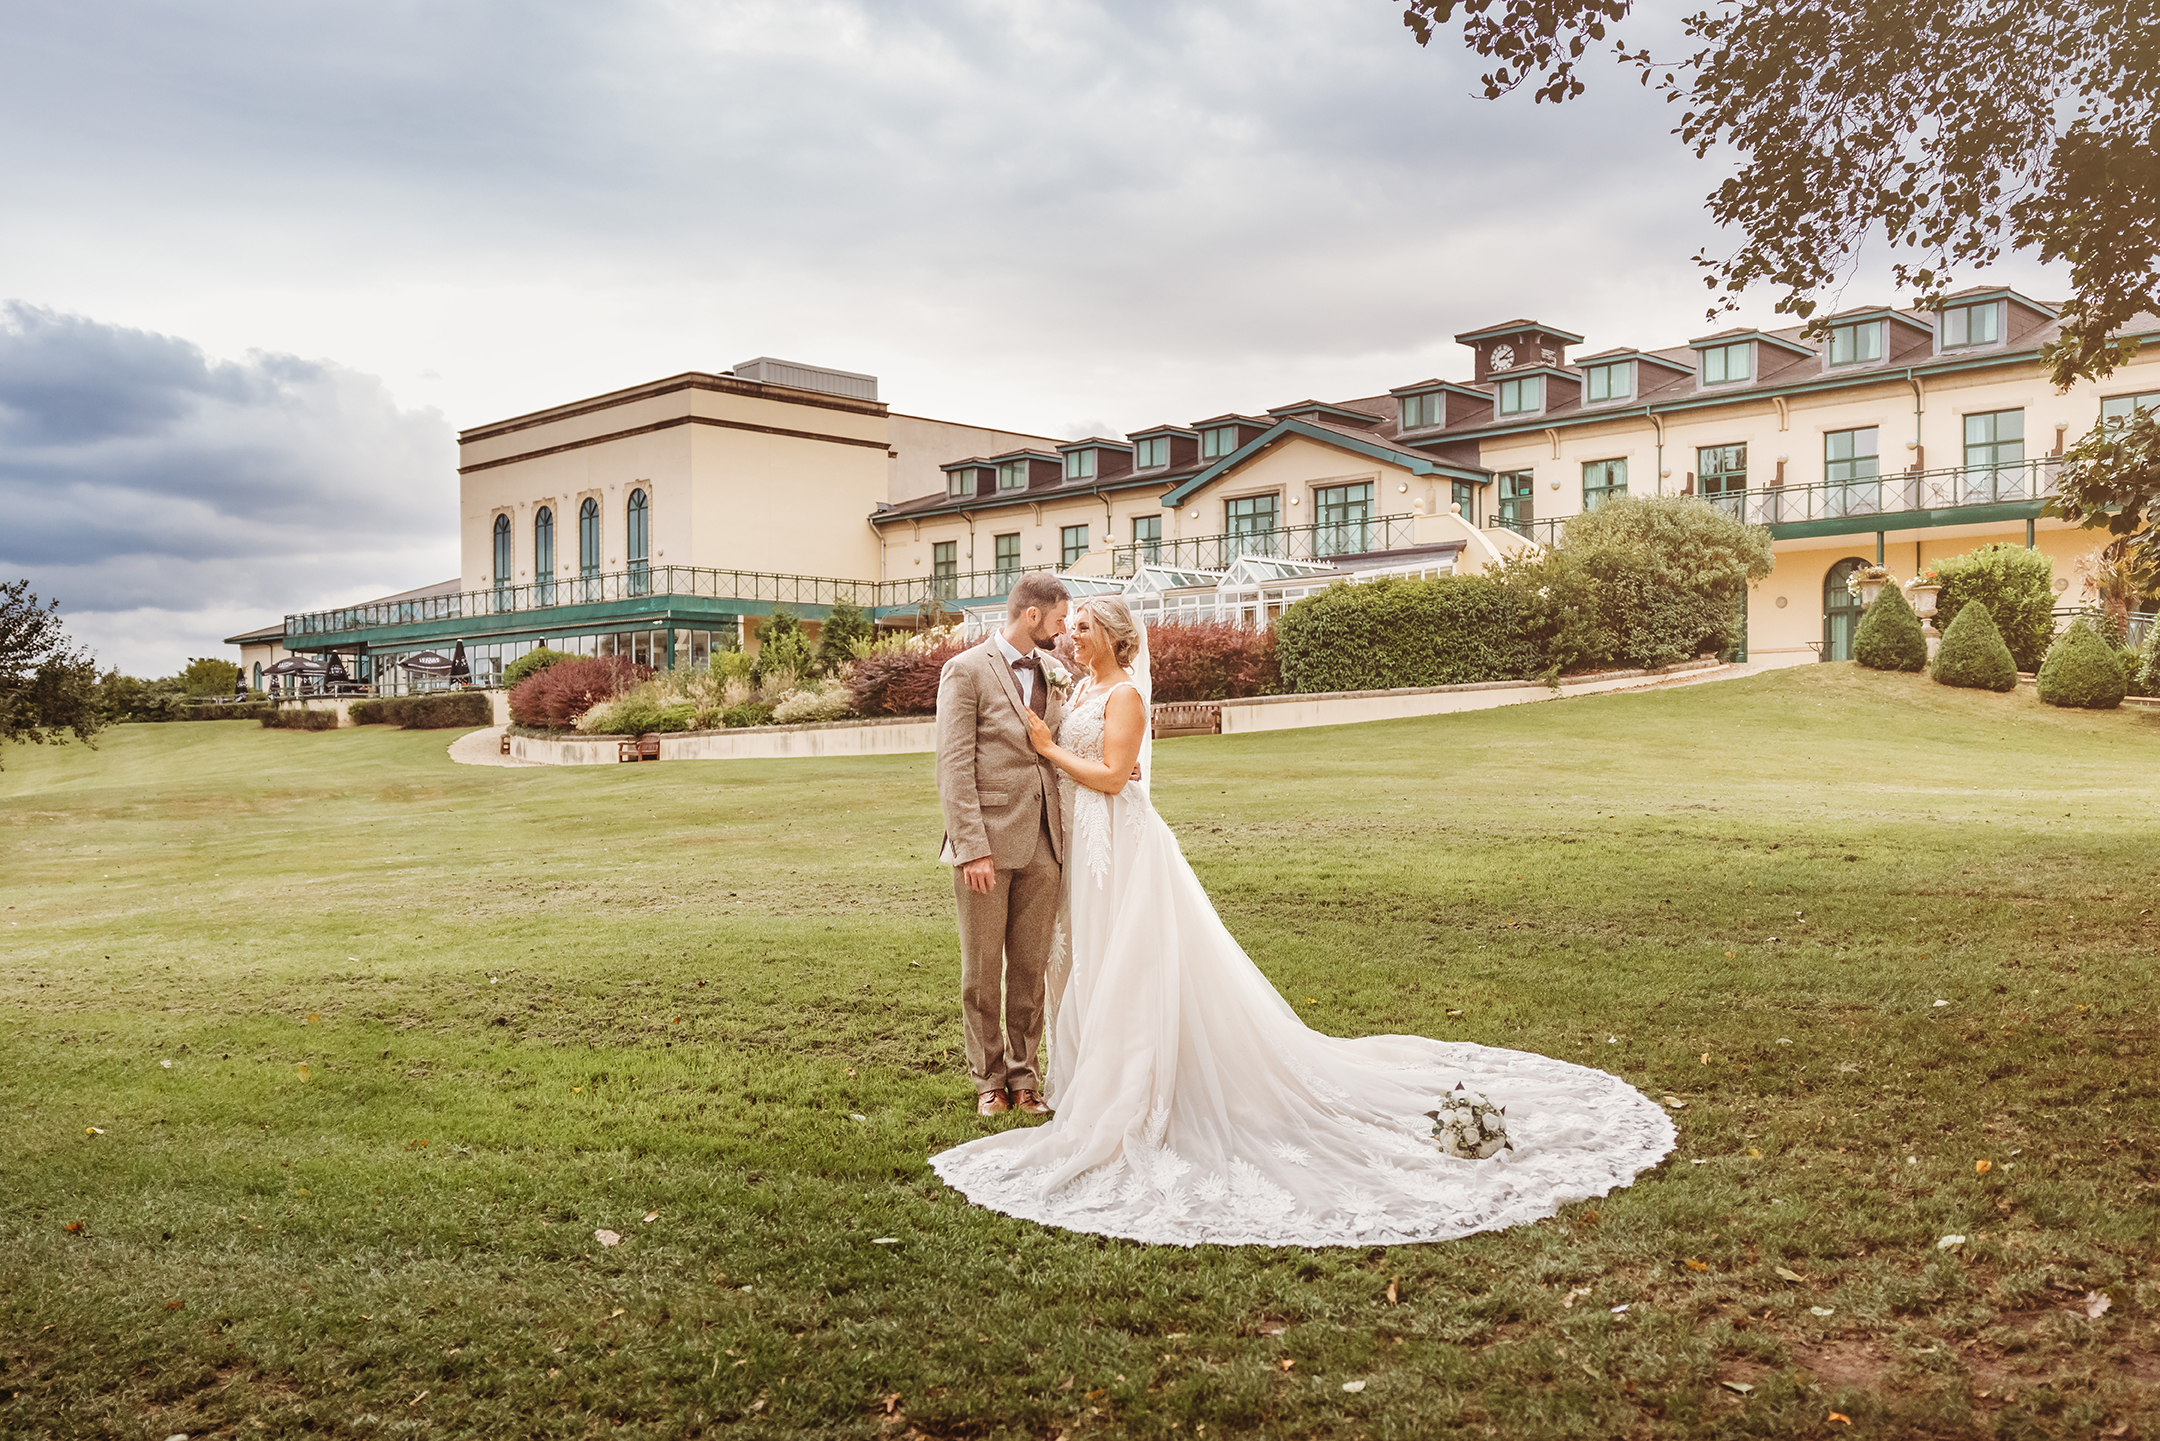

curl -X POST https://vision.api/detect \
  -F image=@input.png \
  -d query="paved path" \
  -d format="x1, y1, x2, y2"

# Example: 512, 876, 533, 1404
447, 725, 543, 768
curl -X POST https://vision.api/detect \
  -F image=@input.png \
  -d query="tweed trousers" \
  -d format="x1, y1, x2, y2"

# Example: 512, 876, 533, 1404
952, 812, 1061, 1096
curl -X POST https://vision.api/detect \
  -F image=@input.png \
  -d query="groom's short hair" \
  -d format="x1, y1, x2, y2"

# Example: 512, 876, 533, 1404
1007, 572, 1070, 620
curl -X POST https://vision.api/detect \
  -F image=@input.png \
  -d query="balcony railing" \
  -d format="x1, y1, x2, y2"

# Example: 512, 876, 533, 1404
1696, 457, 2060, 526
1110, 513, 1419, 575
1490, 516, 1565, 549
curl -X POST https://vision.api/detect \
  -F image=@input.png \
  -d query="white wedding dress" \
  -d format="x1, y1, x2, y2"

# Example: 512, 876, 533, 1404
930, 678, 1675, 1247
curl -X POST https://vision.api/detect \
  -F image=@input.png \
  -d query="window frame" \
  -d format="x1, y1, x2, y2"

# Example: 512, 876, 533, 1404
1826, 320, 1885, 368
946, 468, 973, 499
1059, 523, 1090, 568
577, 497, 601, 578
931, 541, 958, 599
1398, 392, 1444, 430
1939, 300, 2004, 350
1133, 436, 1170, 469
1199, 425, 1239, 460
992, 531, 1021, 582
1495, 375, 1542, 416
997, 460, 1029, 492
1224, 493, 1282, 549
1581, 458, 1629, 510
1313, 481, 1374, 557
492, 513, 514, 596
1583, 361, 1633, 404
2100, 391, 2160, 426
1698, 342, 1751, 386
1450, 479, 1479, 524
1064, 449, 1095, 481
1131, 513, 1162, 559
1495, 470, 1535, 531
1696, 443, 1748, 495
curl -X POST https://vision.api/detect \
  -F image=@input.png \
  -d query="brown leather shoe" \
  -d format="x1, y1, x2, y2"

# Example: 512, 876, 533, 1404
1010, 1087, 1050, 1117
975, 1090, 1010, 1117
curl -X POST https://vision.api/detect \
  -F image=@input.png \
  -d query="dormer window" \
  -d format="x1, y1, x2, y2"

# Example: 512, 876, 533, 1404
1200, 425, 1239, 459
1940, 300, 2003, 349
1399, 392, 1445, 430
1495, 375, 1542, 416
1134, 436, 1170, 469
1583, 361, 1632, 403
997, 460, 1028, 492
1700, 342, 1751, 385
1827, 320, 1884, 367
946, 469, 973, 499
1064, 449, 1095, 481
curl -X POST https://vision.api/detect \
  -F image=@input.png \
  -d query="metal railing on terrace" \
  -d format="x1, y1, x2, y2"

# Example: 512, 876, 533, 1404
1696, 457, 2061, 526
1110, 513, 1419, 575
1490, 516, 1565, 549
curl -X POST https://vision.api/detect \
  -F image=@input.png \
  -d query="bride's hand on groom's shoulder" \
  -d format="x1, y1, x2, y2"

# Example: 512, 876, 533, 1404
1023, 708, 1056, 756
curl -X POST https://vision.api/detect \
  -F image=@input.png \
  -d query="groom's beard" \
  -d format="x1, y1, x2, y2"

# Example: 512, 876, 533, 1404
1025, 621, 1062, 651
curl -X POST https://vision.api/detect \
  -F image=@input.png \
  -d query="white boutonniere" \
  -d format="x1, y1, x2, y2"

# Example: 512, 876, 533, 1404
1038, 655, 1073, 693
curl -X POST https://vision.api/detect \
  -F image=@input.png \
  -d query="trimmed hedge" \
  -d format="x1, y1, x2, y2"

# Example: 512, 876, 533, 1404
260, 708, 339, 731
1931, 600, 2019, 692
846, 641, 966, 717
1932, 543, 2056, 672
1145, 621, 1279, 702
2036, 620, 2128, 709
1853, 584, 1928, 672
502, 646, 573, 689
508, 657, 648, 728
1276, 576, 1538, 694
349, 692, 495, 729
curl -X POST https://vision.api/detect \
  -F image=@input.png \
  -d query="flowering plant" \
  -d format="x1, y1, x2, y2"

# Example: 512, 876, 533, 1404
1428, 1084, 1512, 1160
1905, 567, 1943, 589
1845, 564, 1896, 600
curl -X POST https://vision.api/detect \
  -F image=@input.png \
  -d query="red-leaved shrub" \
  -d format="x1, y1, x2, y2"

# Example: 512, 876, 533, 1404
508, 656, 650, 728
846, 641, 966, 717
1145, 621, 1279, 702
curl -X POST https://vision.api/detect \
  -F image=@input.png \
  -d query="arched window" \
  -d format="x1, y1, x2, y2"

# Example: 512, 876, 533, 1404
626, 489, 650, 595
534, 506, 556, 605
492, 514, 513, 607
1822, 557, 1870, 662
578, 497, 600, 600
252, 663, 262, 692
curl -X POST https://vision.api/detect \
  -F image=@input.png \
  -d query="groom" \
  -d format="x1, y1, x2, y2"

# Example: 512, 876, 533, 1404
935, 572, 1070, 1119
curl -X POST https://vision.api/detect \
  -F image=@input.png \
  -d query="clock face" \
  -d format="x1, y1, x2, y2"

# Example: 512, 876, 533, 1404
1490, 343, 1515, 371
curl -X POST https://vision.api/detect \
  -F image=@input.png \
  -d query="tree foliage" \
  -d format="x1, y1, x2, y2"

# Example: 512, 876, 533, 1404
1931, 543, 2058, 672
817, 603, 874, 664
2049, 408, 2160, 587
1400, 0, 2160, 387
0, 579, 104, 763
177, 657, 241, 697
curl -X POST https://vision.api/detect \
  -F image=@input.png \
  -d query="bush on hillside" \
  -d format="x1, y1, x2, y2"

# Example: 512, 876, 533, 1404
2035, 620, 2128, 709
260, 708, 339, 731
722, 700, 778, 729
1930, 599, 2019, 692
756, 608, 818, 682
580, 695, 697, 735
1853, 583, 1929, 672
1277, 576, 1539, 693
818, 602, 873, 662
1146, 621, 1280, 702
508, 656, 648, 728
847, 638, 967, 717
349, 693, 493, 729
1932, 544, 2056, 671
503, 646, 573, 689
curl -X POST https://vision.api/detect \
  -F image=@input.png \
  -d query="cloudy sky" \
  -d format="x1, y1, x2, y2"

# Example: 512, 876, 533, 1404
2, 0, 2065, 675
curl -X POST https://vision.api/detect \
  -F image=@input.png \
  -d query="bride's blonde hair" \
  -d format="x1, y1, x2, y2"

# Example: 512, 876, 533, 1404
1077, 596, 1143, 666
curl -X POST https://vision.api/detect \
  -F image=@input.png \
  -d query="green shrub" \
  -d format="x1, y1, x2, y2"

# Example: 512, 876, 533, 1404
259, 708, 339, 731
1930, 599, 2019, 692
711, 649, 756, 683
2035, 620, 2128, 709
770, 680, 856, 724
348, 699, 386, 725
818, 602, 873, 662
1853, 583, 1929, 672
2129, 624, 2160, 698
400, 692, 494, 729
755, 608, 818, 682
722, 700, 778, 729
1277, 576, 1539, 693
502, 646, 573, 688
1932, 544, 2056, 671
580, 696, 697, 735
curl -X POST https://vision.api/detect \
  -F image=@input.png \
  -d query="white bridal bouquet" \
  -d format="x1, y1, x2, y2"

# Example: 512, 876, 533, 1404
1429, 1084, 1512, 1160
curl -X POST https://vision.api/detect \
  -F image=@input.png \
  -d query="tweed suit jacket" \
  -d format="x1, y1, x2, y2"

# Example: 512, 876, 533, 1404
935, 638, 1066, 870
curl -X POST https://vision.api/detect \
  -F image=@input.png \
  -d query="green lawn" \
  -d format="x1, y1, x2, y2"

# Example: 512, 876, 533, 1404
2, 665, 2156, 1440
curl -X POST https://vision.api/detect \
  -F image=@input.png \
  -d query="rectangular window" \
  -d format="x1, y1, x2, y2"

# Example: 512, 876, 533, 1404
1496, 470, 1534, 532
1584, 361, 1632, 403
1064, 449, 1095, 480
1200, 425, 1239, 459
1131, 513, 1161, 560
932, 540, 957, 599
1700, 342, 1750, 385
1060, 524, 1090, 568
1133, 436, 1170, 468
946, 469, 972, 498
1697, 444, 1747, 495
1496, 376, 1542, 415
1582, 459, 1628, 510
998, 460, 1029, 492
1940, 301, 2003, 349
993, 532, 1020, 583
1450, 479, 1478, 524
1399, 392, 1444, 429
1827, 320, 1884, 367
1962, 409, 2026, 501
1225, 494, 1281, 555
1314, 482, 1374, 556
1824, 427, 1880, 516
2100, 391, 2160, 425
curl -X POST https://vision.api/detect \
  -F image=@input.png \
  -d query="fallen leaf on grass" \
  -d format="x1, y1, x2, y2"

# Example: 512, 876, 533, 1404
1278, 1358, 1295, 1372
1561, 1287, 1592, 1309
1938, 1235, 1967, 1251
548, 1367, 560, 1378
610, 1308, 625, 1318
1933, 1000, 1949, 1008
160, 1059, 174, 1069
1829, 1413, 1851, 1425
1445, 1009, 1464, 1017
64, 1220, 84, 1234
1775, 1267, 1807, 1283
1811, 1307, 1836, 1317
1385, 1277, 1399, 1305
409, 1391, 427, 1407
2084, 1291, 2112, 1319
1975, 1159, 1992, 1175
1748, 1148, 1763, 1158
1721, 1381, 1753, 1395
1610, 1304, 1630, 1314
295, 1064, 311, 1083
643, 1212, 659, 1223
871, 1237, 900, 1245
165, 1300, 184, 1310
1685, 1259, 1709, 1272
85, 1127, 104, 1136
1341, 1380, 1366, 1392
1701, 1052, 1712, 1064
880, 1392, 904, 1415
1724, 951, 1735, 959
595, 1230, 621, 1247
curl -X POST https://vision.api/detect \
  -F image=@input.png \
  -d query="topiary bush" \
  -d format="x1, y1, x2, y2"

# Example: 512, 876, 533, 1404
399, 691, 495, 729
508, 656, 648, 728
1144, 621, 1280, 702
348, 699, 387, 725
1853, 583, 1929, 672
503, 646, 573, 689
260, 708, 339, 731
1932, 544, 2056, 671
1276, 576, 1540, 693
1930, 599, 2020, 692
2035, 620, 2128, 709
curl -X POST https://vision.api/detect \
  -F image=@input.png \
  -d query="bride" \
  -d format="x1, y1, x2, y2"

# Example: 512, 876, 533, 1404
928, 596, 1674, 1247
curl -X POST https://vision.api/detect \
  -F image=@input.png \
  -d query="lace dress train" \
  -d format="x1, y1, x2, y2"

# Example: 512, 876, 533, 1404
929, 682, 1675, 1247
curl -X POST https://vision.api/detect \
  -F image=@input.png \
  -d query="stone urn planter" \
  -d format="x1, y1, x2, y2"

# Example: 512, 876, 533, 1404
1907, 582, 1942, 619
1856, 576, 1889, 606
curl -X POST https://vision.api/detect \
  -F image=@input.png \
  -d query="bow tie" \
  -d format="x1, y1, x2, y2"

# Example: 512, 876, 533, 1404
1010, 654, 1048, 717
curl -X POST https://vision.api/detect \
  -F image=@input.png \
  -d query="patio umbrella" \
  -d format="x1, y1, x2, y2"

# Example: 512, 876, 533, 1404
449, 640, 471, 684
399, 651, 455, 674
324, 652, 350, 684
264, 656, 328, 676
232, 671, 247, 698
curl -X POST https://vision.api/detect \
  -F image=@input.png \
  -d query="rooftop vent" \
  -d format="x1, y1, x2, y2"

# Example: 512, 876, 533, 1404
731, 357, 879, 402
